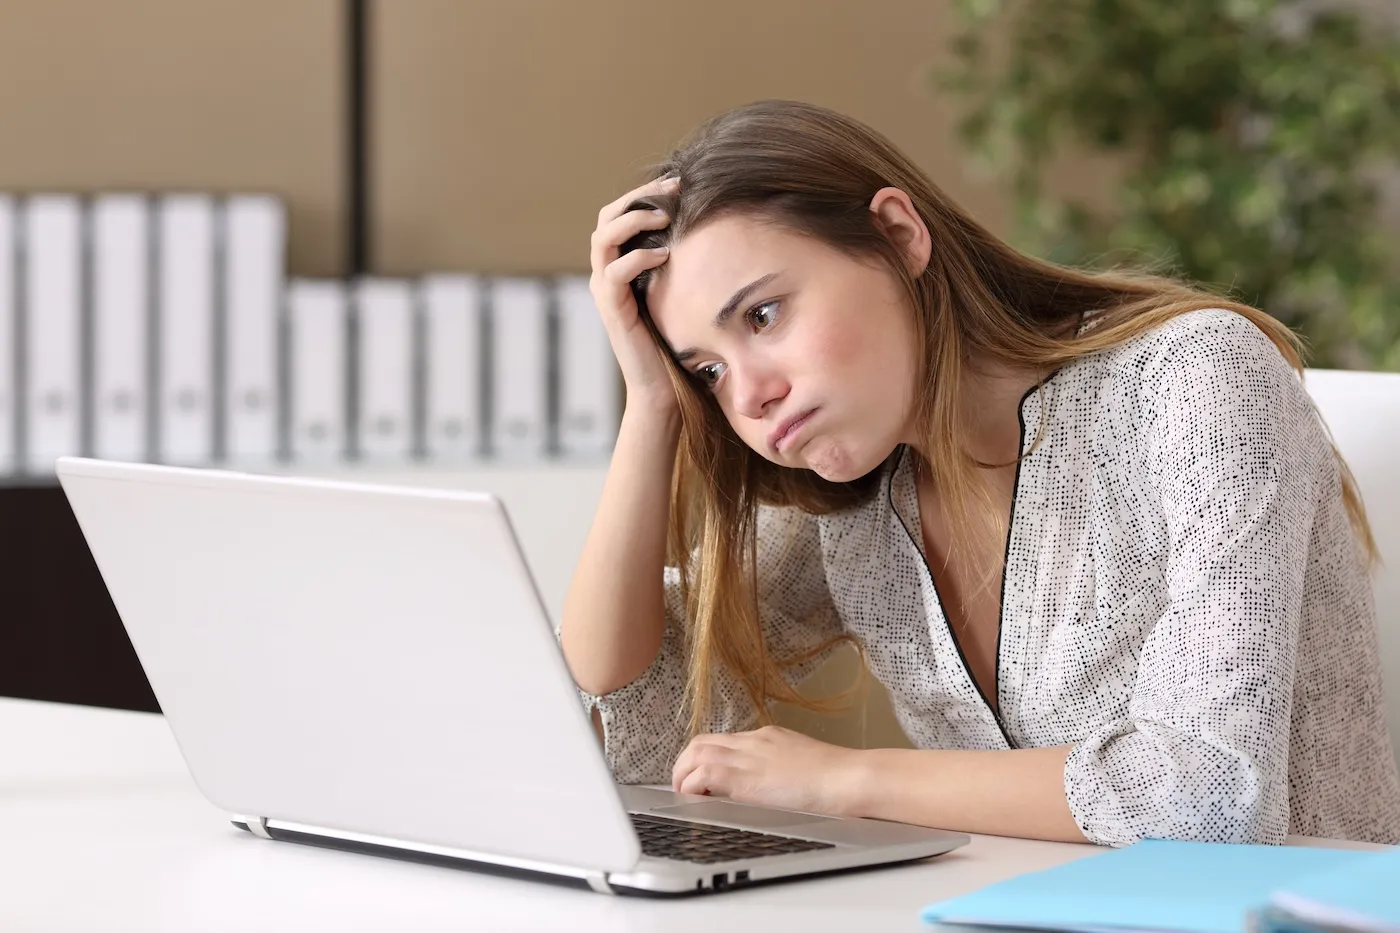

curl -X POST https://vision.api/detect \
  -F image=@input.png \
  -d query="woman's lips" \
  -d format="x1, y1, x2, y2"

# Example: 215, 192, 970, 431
771, 408, 817, 453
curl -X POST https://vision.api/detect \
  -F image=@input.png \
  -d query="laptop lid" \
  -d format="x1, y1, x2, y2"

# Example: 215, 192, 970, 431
56, 457, 642, 874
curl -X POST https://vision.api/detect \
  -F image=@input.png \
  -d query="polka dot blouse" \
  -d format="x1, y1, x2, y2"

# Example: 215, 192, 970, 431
577, 307, 1400, 846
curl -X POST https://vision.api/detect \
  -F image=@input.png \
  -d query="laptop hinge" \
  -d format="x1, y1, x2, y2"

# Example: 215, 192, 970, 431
243, 815, 617, 890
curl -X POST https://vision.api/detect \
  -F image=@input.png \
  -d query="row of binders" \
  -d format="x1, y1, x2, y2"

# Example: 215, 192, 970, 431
0, 193, 621, 476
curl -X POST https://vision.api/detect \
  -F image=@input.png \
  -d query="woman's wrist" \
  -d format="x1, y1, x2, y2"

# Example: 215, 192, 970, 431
828, 747, 879, 818
621, 394, 682, 434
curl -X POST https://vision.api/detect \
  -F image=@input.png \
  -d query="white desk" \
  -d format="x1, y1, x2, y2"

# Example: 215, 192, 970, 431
0, 699, 1374, 933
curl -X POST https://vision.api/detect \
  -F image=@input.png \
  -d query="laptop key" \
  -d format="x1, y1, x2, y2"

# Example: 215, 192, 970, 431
631, 813, 835, 864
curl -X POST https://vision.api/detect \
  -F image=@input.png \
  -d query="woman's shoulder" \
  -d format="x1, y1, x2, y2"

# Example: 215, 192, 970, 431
1074, 306, 1302, 404
1098, 305, 1281, 364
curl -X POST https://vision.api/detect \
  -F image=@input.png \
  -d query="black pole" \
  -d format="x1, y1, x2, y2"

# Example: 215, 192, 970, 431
346, 0, 369, 276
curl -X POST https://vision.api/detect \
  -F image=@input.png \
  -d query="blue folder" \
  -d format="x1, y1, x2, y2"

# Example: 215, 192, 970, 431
1268, 843, 1400, 931
921, 839, 1385, 932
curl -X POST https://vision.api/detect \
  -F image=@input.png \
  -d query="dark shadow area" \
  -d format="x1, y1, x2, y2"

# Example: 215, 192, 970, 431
0, 484, 159, 713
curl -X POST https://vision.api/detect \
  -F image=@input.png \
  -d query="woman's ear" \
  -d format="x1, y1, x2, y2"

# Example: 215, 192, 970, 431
869, 187, 932, 276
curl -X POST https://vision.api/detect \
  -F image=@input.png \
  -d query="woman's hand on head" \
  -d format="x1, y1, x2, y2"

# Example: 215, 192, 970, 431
590, 176, 680, 414
671, 725, 866, 817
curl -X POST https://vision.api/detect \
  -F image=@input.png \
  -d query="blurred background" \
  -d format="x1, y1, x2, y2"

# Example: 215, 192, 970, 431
2, 0, 1397, 720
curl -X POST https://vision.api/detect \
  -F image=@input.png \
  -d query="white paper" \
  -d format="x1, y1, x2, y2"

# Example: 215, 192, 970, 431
0, 196, 15, 474
421, 274, 481, 462
91, 194, 151, 463
354, 277, 414, 462
555, 276, 620, 459
156, 193, 216, 465
223, 195, 285, 465
287, 279, 347, 464
489, 277, 549, 460
23, 195, 83, 474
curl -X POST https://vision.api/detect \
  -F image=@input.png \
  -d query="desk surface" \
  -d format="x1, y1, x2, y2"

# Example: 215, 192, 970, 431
0, 699, 1375, 933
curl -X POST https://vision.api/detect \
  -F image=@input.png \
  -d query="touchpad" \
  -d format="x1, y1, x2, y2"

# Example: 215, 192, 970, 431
654, 801, 836, 829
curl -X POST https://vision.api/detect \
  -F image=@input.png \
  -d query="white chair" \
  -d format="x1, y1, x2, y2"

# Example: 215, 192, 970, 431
1301, 368, 1400, 776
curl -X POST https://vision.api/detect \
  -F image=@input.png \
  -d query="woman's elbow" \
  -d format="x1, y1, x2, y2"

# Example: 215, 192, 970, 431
1072, 740, 1287, 846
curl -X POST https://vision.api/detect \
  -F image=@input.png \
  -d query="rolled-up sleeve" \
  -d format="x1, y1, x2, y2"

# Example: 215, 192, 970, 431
1064, 310, 1322, 846
575, 505, 845, 784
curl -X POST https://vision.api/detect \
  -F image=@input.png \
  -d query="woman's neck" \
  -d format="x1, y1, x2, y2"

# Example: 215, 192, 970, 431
906, 357, 1047, 470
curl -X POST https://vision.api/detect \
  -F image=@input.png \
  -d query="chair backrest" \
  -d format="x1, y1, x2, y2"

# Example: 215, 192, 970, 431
1301, 368, 1400, 776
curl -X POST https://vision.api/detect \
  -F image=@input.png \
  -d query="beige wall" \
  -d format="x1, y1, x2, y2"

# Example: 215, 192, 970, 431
370, 0, 1016, 276
0, 0, 1102, 281
2, 1, 1383, 282
0, 0, 344, 276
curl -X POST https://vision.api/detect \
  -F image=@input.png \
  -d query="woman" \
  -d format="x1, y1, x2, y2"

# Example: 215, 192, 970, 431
557, 99, 1400, 846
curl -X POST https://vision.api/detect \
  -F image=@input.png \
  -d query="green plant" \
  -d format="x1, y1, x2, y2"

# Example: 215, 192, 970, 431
941, 0, 1400, 369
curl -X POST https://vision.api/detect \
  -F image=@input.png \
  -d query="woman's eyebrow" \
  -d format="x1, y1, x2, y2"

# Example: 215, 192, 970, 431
673, 271, 783, 362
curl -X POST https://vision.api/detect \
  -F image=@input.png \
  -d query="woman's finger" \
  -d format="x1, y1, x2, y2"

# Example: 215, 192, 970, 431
597, 246, 670, 300
589, 207, 671, 275
595, 174, 680, 228
672, 735, 744, 790
678, 763, 730, 798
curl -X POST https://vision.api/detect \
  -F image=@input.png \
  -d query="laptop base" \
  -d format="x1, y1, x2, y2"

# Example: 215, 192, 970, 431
230, 819, 944, 897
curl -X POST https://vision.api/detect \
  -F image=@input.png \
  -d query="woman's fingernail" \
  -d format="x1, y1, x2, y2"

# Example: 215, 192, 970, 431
654, 246, 670, 254
652, 209, 667, 217
661, 175, 681, 188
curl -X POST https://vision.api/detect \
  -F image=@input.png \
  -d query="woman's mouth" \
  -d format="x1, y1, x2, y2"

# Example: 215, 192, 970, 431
770, 408, 818, 454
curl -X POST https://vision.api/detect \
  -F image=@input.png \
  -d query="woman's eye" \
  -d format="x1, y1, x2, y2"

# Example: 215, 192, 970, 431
747, 300, 780, 329
696, 362, 726, 387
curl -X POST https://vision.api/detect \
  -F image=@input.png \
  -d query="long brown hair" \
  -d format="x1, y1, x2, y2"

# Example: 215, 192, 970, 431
619, 99, 1378, 737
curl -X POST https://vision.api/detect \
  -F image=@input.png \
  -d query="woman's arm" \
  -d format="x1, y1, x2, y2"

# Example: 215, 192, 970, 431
847, 745, 1085, 842
673, 727, 1087, 842
559, 403, 680, 696
1059, 311, 1320, 846
557, 175, 680, 697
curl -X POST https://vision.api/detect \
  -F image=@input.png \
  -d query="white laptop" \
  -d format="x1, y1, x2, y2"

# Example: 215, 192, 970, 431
55, 456, 968, 896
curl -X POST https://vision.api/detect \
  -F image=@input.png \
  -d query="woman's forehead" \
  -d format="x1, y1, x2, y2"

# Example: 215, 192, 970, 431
649, 218, 818, 325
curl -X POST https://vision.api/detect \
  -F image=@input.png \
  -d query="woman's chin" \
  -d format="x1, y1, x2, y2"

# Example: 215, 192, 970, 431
803, 441, 879, 484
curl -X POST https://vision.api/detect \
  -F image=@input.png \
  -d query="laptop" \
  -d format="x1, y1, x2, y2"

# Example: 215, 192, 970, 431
55, 456, 969, 896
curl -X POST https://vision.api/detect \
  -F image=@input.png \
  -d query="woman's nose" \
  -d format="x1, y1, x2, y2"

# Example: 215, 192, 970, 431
730, 363, 789, 420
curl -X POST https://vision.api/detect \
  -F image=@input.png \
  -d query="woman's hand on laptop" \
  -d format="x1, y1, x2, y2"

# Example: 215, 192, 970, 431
671, 725, 864, 817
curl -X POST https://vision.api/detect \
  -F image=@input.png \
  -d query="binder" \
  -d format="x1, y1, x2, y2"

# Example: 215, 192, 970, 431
354, 277, 414, 462
0, 196, 14, 474
156, 193, 216, 465
555, 276, 620, 459
489, 277, 549, 460
23, 195, 84, 474
420, 274, 482, 462
91, 194, 151, 463
222, 195, 285, 465
287, 279, 347, 464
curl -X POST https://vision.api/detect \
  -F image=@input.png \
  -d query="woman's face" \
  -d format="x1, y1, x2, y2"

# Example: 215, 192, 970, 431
646, 197, 926, 483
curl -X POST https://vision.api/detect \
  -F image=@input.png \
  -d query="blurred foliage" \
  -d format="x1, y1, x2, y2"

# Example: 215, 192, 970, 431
940, 0, 1400, 369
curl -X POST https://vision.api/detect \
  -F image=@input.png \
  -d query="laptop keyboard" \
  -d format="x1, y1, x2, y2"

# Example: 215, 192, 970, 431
630, 812, 835, 864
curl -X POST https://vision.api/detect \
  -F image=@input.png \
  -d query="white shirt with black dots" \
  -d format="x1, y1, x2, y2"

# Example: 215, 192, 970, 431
576, 307, 1400, 846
